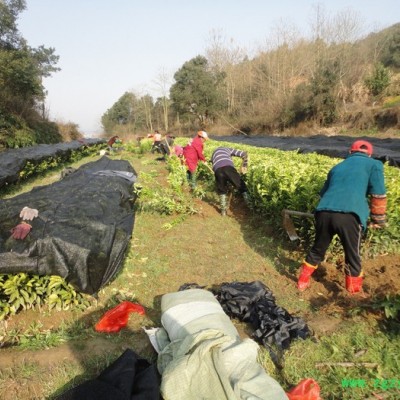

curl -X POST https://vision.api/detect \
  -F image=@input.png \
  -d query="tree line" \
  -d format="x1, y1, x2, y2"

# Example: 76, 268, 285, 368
103, 7, 399, 137
1, 2, 399, 147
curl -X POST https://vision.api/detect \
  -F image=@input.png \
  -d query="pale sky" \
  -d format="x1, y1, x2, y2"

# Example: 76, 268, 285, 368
18, 1, 399, 136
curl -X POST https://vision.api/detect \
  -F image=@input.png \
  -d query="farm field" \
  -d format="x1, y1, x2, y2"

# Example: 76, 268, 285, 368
0, 140, 400, 400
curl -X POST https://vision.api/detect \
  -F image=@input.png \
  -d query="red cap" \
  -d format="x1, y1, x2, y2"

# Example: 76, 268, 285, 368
350, 140, 373, 156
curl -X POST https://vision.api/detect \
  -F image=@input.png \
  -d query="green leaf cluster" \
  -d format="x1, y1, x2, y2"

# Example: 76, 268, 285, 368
364, 63, 390, 97
134, 156, 199, 216
0, 273, 91, 320
373, 294, 400, 320
121, 139, 152, 155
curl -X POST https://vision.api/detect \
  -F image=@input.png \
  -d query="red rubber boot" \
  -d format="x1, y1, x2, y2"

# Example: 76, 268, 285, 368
297, 262, 317, 291
345, 275, 363, 294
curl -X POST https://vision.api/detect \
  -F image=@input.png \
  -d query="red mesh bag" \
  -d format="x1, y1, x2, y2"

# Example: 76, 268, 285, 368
286, 379, 322, 400
95, 301, 145, 333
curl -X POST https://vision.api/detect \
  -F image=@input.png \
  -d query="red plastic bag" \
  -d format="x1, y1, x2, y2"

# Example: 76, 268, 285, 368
286, 378, 322, 400
95, 301, 146, 333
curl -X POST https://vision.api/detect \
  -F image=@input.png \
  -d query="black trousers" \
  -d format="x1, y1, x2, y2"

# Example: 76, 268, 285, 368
159, 143, 170, 156
214, 166, 247, 195
151, 141, 162, 153
306, 211, 363, 277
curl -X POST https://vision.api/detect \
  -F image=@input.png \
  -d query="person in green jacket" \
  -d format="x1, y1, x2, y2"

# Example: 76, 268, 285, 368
297, 140, 387, 294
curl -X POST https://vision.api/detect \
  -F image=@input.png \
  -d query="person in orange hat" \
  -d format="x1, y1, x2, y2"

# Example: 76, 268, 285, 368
182, 131, 209, 188
297, 140, 387, 294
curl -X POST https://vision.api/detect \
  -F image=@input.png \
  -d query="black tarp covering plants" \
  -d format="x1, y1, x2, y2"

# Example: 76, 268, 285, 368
0, 156, 137, 295
213, 135, 400, 167
0, 138, 105, 189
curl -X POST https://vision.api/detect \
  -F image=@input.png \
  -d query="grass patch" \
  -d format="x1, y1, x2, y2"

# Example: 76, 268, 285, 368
383, 96, 400, 108
258, 321, 400, 398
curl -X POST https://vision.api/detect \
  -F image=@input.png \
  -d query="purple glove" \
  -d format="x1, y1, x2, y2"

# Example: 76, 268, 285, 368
10, 223, 32, 240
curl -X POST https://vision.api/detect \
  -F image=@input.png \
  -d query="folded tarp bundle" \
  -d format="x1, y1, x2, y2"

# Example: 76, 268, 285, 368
155, 288, 288, 400
0, 156, 136, 294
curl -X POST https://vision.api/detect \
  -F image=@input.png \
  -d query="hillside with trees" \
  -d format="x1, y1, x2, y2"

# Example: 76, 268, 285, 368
0, 0, 82, 150
103, 9, 400, 137
1, 2, 399, 145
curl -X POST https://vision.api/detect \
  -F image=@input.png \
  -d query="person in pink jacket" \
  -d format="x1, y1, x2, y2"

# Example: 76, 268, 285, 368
182, 130, 208, 188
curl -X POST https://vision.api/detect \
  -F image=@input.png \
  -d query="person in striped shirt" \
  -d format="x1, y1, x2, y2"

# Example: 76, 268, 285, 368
211, 146, 250, 216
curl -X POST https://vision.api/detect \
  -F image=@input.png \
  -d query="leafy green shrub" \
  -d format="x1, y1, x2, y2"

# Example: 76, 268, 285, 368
18, 157, 62, 180
310, 61, 339, 125
363, 164, 400, 256
135, 154, 200, 215
166, 154, 188, 190
139, 138, 153, 154
69, 144, 103, 163
0, 114, 37, 148
135, 167, 198, 215
364, 63, 390, 97
123, 141, 140, 153
0, 116, 61, 148
124, 138, 152, 155
372, 294, 400, 332
0, 273, 91, 320
280, 83, 314, 128
0, 114, 63, 148
154, 138, 399, 257
31, 119, 62, 144
373, 294, 400, 320
11, 128, 36, 147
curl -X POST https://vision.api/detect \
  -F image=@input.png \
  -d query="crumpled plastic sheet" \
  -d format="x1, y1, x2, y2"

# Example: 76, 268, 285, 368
214, 281, 310, 358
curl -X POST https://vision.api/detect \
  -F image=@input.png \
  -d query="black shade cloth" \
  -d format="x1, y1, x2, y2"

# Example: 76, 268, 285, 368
214, 281, 310, 352
0, 156, 136, 294
0, 139, 104, 189
55, 349, 160, 400
213, 135, 400, 167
